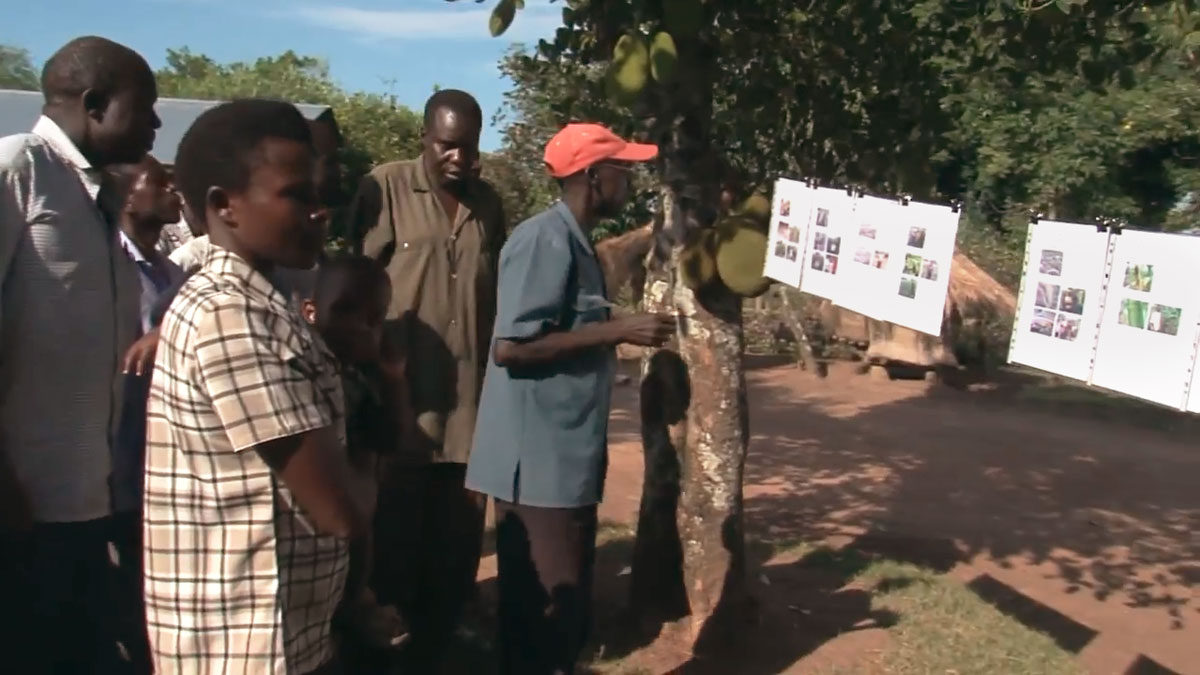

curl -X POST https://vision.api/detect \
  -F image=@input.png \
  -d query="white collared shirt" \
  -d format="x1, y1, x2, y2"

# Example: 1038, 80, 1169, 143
0, 115, 142, 522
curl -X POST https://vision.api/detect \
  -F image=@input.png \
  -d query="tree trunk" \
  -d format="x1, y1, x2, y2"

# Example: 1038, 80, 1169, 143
632, 189, 751, 656
775, 286, 820, 373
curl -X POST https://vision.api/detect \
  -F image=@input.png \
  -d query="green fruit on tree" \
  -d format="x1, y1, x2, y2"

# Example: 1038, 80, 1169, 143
679, 230, 718, 290
663, 0, 706, 36
715, 218, 772, 297
606, 34, 649, 106
733, 192, 771, 221
649, 32, 678, 83
490, 0, 517, 37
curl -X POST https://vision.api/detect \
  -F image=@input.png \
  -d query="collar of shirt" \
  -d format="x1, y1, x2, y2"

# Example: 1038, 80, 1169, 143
552, 200, 596, 254
410, 157, 483, 217
120, 229, 175, 295
205, 244, 295, 316
32, 115, 103, 202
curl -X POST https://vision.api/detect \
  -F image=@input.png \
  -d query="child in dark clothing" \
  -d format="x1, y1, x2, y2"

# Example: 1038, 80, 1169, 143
300, 254, 411, 663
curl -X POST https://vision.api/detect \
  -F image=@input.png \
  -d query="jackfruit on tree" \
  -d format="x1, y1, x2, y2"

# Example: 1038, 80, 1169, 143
715, 217, 772, 297
649, 32, 678, 83
490, 0, 516, 37
730, 192, 771, 232
679, 229, 718, 290
606, 34, 650, 106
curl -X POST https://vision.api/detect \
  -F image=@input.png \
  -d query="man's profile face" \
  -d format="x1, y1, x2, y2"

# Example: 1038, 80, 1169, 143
89, 66, 161, 167
423, 107, 480, 188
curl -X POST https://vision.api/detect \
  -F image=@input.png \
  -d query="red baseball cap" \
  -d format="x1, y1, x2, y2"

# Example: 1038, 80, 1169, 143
543, 123, 659, 178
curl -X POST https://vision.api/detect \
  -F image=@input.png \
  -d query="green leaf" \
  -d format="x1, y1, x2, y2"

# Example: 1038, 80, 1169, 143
1185, 31, 1200, 48
490, 0, 517, 37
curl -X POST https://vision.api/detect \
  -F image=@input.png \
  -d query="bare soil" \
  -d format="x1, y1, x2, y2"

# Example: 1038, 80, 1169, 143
476, 359, 1199, 675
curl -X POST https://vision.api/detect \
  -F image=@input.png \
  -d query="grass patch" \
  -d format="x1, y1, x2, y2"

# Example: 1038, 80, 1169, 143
854, 557, 1086, 675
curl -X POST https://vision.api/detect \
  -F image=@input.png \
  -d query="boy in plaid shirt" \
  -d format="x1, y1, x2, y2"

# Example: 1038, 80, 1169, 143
145, 99, 367, 675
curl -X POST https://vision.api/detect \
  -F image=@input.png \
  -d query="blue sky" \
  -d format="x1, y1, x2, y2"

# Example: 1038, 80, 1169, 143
0, 0, 566, 150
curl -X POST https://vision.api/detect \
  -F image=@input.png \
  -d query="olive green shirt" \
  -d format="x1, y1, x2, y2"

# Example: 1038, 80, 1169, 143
350, 159, 505, 464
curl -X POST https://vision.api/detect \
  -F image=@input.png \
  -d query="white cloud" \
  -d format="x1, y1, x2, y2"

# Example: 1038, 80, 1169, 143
289, 3, 562, 43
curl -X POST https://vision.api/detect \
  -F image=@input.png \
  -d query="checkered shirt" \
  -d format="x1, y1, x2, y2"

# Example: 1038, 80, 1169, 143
144, 246, 350, 675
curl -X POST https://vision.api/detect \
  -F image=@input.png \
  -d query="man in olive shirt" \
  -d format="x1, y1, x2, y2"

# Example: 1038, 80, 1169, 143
350, 89, 503, 669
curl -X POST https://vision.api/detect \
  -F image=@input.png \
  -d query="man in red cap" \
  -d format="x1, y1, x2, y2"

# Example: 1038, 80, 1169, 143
466, 123, 675, 674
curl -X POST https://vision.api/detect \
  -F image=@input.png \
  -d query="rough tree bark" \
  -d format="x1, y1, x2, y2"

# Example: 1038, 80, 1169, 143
632, 187, 751, 657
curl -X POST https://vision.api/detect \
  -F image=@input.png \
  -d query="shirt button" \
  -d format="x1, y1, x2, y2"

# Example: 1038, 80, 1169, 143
451, 273, 457, 280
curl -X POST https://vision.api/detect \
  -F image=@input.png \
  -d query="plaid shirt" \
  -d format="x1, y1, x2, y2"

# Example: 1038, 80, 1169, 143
144, 246, 349, 675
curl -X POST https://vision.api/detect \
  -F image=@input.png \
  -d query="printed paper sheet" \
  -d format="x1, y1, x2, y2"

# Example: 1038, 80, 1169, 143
763, 179, 813, 288
798, 187, 856, 304
1008, 220, 1111, 382
881, 200, 959, 336
1090, 230, 1200, 409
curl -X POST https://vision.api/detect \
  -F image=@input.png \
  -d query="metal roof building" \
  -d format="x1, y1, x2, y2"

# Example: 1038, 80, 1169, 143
0, 89, 333, 164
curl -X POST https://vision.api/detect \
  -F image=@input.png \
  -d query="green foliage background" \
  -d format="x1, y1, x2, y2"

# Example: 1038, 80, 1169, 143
7, 1, 1200, 281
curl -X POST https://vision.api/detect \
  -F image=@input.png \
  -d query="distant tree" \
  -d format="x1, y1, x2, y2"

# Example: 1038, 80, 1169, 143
155, 48, 424, 241
0, 45, 38, 90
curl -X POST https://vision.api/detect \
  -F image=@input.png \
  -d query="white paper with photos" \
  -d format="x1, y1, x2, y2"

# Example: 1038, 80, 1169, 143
833, 195, 907, 321
763, 179, 813, 288
878, 199, 959, 336
1090, 230, 1200, 409
798, 187, 855, 303
1008, 220, 1111, 382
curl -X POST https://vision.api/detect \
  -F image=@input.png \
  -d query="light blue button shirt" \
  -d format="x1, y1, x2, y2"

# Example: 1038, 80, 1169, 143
466, 201, 617, 508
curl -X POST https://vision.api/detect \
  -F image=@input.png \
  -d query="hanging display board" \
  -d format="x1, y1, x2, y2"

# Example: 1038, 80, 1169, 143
877, 199, 959, 336
761, 179, 960, 337
1008, 220, 1112, 382
1009, 222, 1200, 410
1089, 229, 1200, 409
798, 187, 856, 304
835, 194, 906, 323
763, 178, 813, 288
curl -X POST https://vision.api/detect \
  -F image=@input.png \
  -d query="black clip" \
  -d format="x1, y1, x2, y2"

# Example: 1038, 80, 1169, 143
1028, 210, 1041, 224
898, 193, 911, 206
844, 184, 855, 197
950, 199, 962, 213
1110, 218, 1125, 235
1094, 216, 1108, 233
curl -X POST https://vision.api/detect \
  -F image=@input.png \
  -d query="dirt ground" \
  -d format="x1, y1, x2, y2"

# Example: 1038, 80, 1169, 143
477, 359, 1199, 675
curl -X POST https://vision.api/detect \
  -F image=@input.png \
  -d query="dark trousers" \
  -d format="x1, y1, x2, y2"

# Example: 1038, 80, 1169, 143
494, 500, 598, 675
0, 513, 151, 675
371, 463, 486, 667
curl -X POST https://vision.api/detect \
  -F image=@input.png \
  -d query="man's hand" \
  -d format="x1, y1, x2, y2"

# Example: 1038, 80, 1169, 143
611, 313, 676, 348
123, 329, 160, 377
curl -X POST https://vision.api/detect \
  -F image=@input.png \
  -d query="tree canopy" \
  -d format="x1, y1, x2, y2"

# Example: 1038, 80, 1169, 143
484, 0, 1200, 284
155, 48, 424, 241
0, 45, 38, 90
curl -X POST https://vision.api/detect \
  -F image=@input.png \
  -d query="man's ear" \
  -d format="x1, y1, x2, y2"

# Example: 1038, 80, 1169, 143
82, 88, 109, 122
205, 186, 234, 228
300, 298, 317, 325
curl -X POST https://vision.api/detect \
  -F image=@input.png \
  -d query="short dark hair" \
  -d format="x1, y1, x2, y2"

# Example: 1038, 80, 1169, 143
174, 99, 313, 228
423, 89, 482, 130
312, 254, 389, 307
41, 36, 150, 104
98, 159, 150, 222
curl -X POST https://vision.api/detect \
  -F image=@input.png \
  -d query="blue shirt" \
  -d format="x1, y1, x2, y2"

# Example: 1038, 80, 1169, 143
112, 231, 185, 513
465, 202, 617, 508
